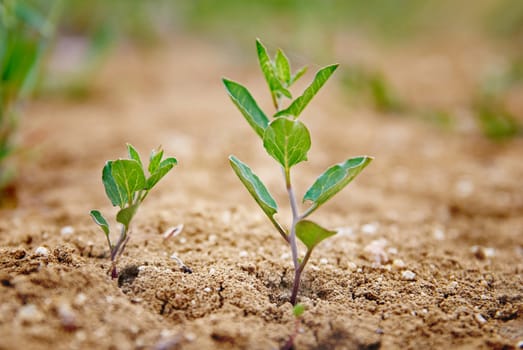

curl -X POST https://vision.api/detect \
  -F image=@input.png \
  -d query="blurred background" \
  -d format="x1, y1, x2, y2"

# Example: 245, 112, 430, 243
1, 0, 522, 204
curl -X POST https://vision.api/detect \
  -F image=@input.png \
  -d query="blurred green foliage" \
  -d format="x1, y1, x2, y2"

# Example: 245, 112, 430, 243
0, 0, 61, 198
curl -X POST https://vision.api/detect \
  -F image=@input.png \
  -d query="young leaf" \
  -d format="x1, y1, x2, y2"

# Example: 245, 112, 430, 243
293, 303, 305, 318
275, 64, 339, 118
263, 118, 311, 171
116, 204, 139, 229
90, 210, 110, 236
290, 66, 308, 85
148, 149, 164, 174
111, 159, 146, 202
223, 79, 269, 138
146, 157, 177, 190
295, 220, 337, 251
256, 39, 291, 99
275, 49, 291, 85
102, 161, 127, 207
229, 155, 278, 219
127, 144, 143, 168
303, 156, 373, 211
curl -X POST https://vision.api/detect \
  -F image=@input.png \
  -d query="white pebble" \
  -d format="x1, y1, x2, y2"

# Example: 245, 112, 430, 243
280, 252, 290, 260
402, 270, 416, 281
475, 313, 487, 324
203, 287, 212, 293
336, 227, 354, 236
448, 281, 458, 289
60, 226, 75, 236
433, 228, 445, 240
162, 224, 184, 240
17, 304, 43, 322
392, 259, 406, 269
456, 179, 474, 197
34, 246, 49, 257
239, 250, 248, 258
185, 332, 197, 342
361, 223, 379, 235
208, 234, 217, 243
179, 237, 187, 244
387, 247, 398, 255
208, 268, 216, 275
319, 258, 328, 265
74, 293, 87, 306
347, 262, 357, 271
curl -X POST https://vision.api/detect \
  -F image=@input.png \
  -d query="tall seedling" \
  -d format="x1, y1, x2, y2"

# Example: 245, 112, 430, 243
90, 144, 177, 278
224, 39, 373, 304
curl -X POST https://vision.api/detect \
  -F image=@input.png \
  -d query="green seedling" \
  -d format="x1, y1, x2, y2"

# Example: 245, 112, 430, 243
282, 303, 305, 350
224, 39, 373, 304
90, 144, 177, 278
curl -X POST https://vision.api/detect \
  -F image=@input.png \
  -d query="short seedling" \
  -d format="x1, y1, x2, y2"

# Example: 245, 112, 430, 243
224, 39, 373, 304
90, 144, 177, 278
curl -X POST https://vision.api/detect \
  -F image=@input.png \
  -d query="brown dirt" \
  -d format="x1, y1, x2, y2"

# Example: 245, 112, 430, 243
0, 36, 522, 350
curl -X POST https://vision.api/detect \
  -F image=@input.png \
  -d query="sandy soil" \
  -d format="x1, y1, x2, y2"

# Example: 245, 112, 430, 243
0, 35, 522, 350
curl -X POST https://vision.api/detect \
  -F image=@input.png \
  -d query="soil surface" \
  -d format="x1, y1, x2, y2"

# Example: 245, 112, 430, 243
0, 36, 522, 350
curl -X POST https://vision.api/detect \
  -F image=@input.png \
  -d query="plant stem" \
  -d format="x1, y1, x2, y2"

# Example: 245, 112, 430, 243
281, 317, 301, 350
285, 169, 303, 305
109, 224, 128, 279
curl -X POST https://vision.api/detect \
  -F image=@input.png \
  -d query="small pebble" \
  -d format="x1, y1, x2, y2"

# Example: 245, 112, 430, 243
347, 262, 357, 271
208, 268, 216, 275
185, 332, 197, 342
179, 237, 187, 244
433, 228, 445, 241
475, 313, 487, 324
392, 259, 406, 269
17, 304, 43, 322
319, 258, 328, 265
387, 247, 398, 255
203, 287, 212, 293
336, 227, 354, 236
74, 293, 87, 306
402, 270, 416, 281
456, 179, 474, 197
162, 224, 184, 240
34, 246, 49, 257
448, 281, 458, 289
60, 226, 75, 236
361, 223, 379, 235
471, 246, 496, 260
239, 250, 248, 258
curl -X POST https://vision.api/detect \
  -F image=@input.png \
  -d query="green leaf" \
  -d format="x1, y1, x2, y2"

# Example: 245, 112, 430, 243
275, 64, 339, 118
90, 210, 110, 236
148, 149, 164, 174
223, 79, 269, 138
229, 155, 278, 219
293, 303, 305, 318
303, 156, 373, 211
111, 159, 146, 203
127, 144, 143, 168
102, 161, 127, 207
116, 204, 139, 229
256, 39, 291, 99
290, 66, 308, 85
275, 49, 291, 85
146, 157, 177, 190
263, 118, 311, 170
295, 220, 337, 251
